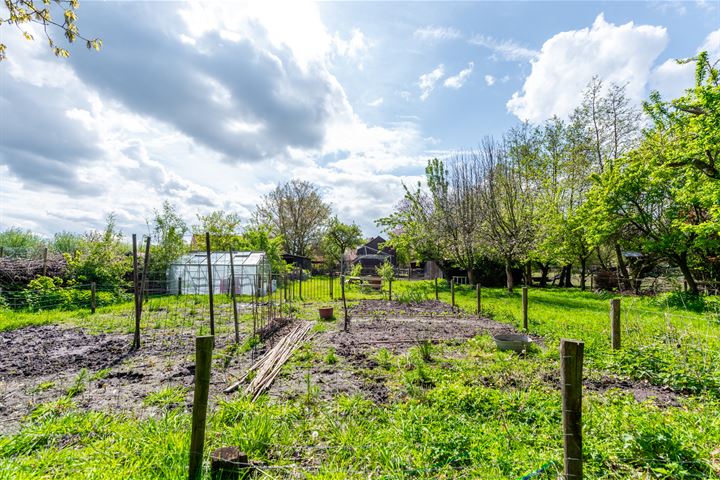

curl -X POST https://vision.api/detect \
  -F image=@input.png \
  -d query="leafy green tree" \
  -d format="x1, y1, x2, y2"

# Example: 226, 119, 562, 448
644, 52, 720, 179
1, 0, 102, 60
65, 214, 131, 287
148, 202, 189, 277
321, 217, 363, 273
0, 227, 45, 256
238, 224, 285, 272
193, 210, 243, 251
50, 231, 83, 255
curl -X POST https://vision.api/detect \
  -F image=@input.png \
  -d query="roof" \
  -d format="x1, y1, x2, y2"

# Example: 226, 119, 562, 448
171, 251, 267, 266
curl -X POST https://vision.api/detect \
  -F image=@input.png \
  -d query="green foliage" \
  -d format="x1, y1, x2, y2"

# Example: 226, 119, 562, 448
192, 210, 243, 251
349, 263, 362, 277
147, 201, 188, 278
238, 224, 285, 272
143, 387, 187, 409
0, 227, 45, 256
50, 231, 83, 255
64, 214, 131, 288
396, 288, 428, 304
375, 260, 395, 283
325, 348, 337, 365
321, 217, 363, 271
20, 276, 127, 311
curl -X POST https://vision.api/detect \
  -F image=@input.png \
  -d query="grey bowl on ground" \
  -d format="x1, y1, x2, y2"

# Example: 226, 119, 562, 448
492, 333, 533, 352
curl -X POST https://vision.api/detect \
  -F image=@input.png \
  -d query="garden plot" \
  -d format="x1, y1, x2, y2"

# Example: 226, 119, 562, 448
0, 324, 255, 435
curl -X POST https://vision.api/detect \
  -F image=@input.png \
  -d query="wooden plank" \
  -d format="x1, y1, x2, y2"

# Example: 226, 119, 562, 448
189, 335, 214, 480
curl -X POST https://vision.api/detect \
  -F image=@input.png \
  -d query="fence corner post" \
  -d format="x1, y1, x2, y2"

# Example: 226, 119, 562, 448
189, 335, 214, 480
561, 338, 584, 480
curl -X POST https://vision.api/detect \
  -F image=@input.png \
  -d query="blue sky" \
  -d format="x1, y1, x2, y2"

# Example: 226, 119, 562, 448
1, 1, 718, 238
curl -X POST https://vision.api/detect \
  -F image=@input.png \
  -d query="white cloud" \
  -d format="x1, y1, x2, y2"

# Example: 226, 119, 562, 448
333, 28, 369, 61
368, 97, 384, 107
443, 62, 474, 89
414, 26, 461, 41
418, 64, 445, 100
469, 34, 538, 61
484, 74, 496, 86
650, 28, 720, 100
507, 14, 668, 122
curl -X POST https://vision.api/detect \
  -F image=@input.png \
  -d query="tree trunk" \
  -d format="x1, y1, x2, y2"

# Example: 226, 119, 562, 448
676, 253, 699, 295
614, 243, 631, 291
580, 258, 587, 291
467, 268, 478, 286
505, 257, 514, 293
558, 266, 566, 287
524, 262, 533, 286
564, 264, 573, 288
539, 263, 550, 287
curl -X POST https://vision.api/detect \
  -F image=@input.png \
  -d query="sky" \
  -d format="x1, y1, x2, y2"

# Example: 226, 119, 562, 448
1, 1, 719, 239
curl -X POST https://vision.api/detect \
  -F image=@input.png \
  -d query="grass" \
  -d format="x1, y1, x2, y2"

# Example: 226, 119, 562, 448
2, 278, 720, 478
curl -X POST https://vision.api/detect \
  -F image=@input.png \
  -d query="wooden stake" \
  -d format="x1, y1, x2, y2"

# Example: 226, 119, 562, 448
42, 247, 48, 276
205, 232, 215, 336
561, 339, 584, 480
450, 279, 455, 310
610, 298, 621, 350
435, 276, 439, 301
90, 282, 96, 314
139, 237, 151, 306
388, 278, 393, 301
329, 271, 334, 300
178, 277, 182, 297
341, 275, 348, 332
298, 268, 303, 300
132, 234, 140, 350
476, 283, 481, 316
229, 250, 239, 345
189, 335, 214, 480
522, 286, 529, 331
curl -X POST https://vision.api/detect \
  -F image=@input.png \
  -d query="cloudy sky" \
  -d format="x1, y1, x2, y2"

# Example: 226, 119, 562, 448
0, 1, 718, 238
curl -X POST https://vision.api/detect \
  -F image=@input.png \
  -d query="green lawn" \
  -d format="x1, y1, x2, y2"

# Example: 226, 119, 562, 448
1, 280, 719, 478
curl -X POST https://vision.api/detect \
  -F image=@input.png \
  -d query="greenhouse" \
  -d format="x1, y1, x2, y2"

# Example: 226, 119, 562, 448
167, 251, 273, 296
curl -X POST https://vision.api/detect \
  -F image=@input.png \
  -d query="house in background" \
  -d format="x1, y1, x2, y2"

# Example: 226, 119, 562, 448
351, 236, 396, 276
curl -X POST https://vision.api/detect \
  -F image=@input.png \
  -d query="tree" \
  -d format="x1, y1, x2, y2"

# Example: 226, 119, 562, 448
193, 210, 243, 251
147, 201, 188, 277
253, 179, 331, 257
50, 231, 83, 255
238, 224, 285, 272
643, 52, 720, 179
476, 137, 537, 293
1, 0, 101, 60
0, 227, 45, 256
321, 217, 363, 273
65, 213, 131, 287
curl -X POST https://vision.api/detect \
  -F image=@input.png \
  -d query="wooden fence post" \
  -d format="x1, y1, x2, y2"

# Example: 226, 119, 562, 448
450, 279, 455, 310
205, 232, 215, 336
561, 339, 584, 480
434, 276, 439, 301
90, 282, 96, 314
42, 247, 48, 276
341, 275, 348, 332
610, 298, 621, 350
329, 271, 334, 300
388, 278, 393, 301
189, 335, 214, 480
140, 237, 151, 307
132, 234, 141, 350
522, 286, 529, 331
298, 268, 303, 301
476, 283, 481, 316
178, 277, 182, 297
229, 250, 239, 345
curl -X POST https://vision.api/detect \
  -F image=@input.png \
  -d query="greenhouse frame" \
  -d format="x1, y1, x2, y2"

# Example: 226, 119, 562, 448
167, 251, 274, 296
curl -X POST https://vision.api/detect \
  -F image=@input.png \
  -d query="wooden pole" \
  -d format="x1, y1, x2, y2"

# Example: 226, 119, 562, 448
298, 268, 303, 301
610, 298, 621, 350
178, 277, 182, 296
476, 283, 481, 316
435, 276, 439, 301
0, 246, 4, 257
90, 282, 96, 314
210, 446, 249, 480
329, 271, 334, 300
341, 275, 348, 332
229, 250, 239, 345
132, 234, 141, 350
522, 286, 529, 331
388, 278, 392, 301
42, 247, 48, 276
139, 237, 151, 306
205, 232, 215, 336
189, 335, 214, 480
561, 339, 584, 480
450, 279, 455, 310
